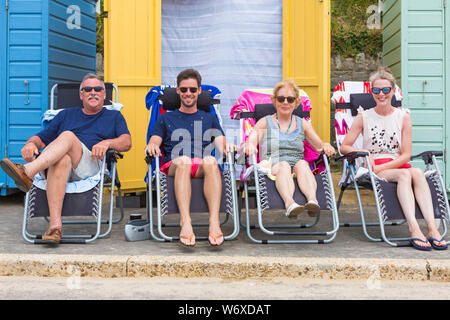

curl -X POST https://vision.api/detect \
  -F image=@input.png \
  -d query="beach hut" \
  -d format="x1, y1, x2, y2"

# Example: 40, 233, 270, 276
0, 0, 97, 195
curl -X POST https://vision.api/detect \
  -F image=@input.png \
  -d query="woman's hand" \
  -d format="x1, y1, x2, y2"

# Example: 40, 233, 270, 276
319, 142, 336, 157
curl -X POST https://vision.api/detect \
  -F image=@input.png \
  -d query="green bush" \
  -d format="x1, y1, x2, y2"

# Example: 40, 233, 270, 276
331, 0, 383, 57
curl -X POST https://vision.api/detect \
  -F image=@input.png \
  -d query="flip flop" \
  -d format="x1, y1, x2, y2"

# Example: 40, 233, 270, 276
408, 238, 432, 251
179, 232, 196, 247
208, 232, 224, 246
0, 158, 33, 193
285, 203, 304, 219
305, 200, 320, 217
428, 237, 448, 250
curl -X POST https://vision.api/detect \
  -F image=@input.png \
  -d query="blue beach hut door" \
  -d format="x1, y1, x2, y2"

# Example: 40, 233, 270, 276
0, 1, 7, 193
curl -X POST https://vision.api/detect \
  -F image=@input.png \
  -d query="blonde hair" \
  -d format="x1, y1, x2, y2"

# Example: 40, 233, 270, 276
271, 79, 300, 104
369, 66, 396, 88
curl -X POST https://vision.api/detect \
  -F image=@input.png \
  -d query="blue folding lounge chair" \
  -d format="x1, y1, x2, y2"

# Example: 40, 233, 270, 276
22, 83, 125, 244
235, 98, 339, 244
332, 82, 449, 247
144, 85, 240, 242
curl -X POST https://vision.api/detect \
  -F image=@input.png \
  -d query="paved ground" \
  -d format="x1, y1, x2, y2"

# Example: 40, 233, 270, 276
1, 276, 449, 300
0, 188, 448, 261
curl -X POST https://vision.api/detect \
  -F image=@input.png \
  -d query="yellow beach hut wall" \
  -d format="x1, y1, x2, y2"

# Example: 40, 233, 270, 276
104, 0, 330, 192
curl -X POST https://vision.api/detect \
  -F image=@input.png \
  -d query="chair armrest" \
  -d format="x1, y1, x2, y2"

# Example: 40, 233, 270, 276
107, 149, 123, 163
335, 151, 369, 165
411, 151, 443, 165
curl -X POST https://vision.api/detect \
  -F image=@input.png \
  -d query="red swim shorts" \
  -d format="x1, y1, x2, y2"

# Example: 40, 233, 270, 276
374, 158, 412, 169
160, 158, 203, 178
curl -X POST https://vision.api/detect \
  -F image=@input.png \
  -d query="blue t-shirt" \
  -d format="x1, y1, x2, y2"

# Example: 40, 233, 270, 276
151, 109, 225, 164
37, 107, 130, 151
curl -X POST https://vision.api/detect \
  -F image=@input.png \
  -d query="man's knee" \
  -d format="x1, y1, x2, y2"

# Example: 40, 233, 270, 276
58, 130, 77, 142
201, 156, 220, 173
171, 156, 192, 173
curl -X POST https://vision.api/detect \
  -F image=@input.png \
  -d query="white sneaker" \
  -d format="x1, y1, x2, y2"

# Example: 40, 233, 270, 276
285, 203, 305, 219
305, 200, 320, 217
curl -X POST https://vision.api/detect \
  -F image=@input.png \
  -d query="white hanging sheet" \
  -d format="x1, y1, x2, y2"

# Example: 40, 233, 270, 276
161, 0, 282, 143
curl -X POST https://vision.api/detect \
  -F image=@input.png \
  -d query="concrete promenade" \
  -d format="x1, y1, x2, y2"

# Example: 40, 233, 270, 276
0, 175, 448, 283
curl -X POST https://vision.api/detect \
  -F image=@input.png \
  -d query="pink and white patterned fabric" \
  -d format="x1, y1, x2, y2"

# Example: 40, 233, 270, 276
331, 81, 404, 186
230, 88, 321, 172
332, 81, 403, 154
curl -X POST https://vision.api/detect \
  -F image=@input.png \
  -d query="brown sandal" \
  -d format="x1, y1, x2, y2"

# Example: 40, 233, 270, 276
0, 158, 33, 193
42, 228, 62, 243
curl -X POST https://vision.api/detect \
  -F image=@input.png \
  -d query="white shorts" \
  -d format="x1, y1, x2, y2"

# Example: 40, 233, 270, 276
70, 143, 102, 181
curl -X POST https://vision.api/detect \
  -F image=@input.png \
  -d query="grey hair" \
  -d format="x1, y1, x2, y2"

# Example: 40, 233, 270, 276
79, 73, 105, 91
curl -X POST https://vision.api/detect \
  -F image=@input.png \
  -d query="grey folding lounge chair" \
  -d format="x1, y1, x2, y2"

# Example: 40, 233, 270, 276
145, 86, 240, 243
22, 83, 125, 244
333, 91, 449, 247
238, 103, 339, 244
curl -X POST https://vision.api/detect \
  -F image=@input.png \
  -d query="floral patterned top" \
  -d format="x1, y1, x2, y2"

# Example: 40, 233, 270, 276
361, 107, 408, 160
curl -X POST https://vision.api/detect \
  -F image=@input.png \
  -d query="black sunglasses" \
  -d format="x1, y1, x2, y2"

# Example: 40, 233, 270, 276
179, 87, 198, 93
372, 87, 392, 94
276, 95, 296, 104
81, 86, 104, 92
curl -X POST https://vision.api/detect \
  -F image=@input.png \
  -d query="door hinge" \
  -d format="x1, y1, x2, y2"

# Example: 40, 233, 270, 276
6, 0, 8, 11
4, 145, 7, 157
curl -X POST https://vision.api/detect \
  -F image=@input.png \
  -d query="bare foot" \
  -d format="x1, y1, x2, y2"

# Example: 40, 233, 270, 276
410, 231, 431, 249
179, 223, 195, 247
427, 230, 447, 247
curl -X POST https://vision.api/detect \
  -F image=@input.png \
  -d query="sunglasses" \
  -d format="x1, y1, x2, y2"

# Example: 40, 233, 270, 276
81, 86, 104, 92
276, 96, 296, 104
372, 87, 392, 94
179, 87, 198, 93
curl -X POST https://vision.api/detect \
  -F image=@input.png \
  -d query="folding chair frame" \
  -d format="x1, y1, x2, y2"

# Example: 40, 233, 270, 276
146, 153, 240, 242
337, 151, 449, 247
22, 150, 123, 244
242, 153, 340, 244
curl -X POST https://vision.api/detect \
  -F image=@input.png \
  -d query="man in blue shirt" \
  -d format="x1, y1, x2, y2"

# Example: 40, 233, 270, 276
1, 74, 132, 243
145, 69, 236, 247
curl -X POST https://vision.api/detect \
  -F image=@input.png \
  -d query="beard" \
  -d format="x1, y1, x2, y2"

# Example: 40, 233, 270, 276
180, 96, 197, 109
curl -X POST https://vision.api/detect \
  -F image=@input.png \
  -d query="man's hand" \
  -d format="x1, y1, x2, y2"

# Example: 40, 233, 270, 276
144, 142, 161, 157
225, 143, 238, 154
91, 140, 111, 161
21, 141, 39, 163
240, 141, 258, 157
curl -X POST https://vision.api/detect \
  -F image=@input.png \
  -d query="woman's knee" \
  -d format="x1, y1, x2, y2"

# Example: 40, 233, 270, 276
293, 160, 311, 174
397, 169, 412, 184
409, 167, 426, 183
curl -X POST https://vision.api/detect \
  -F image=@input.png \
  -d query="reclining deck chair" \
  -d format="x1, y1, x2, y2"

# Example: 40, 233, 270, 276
145, 85, 240, 242
231, 89, 339, 244
332, 81, 449, 247
22, 83, 125, 244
